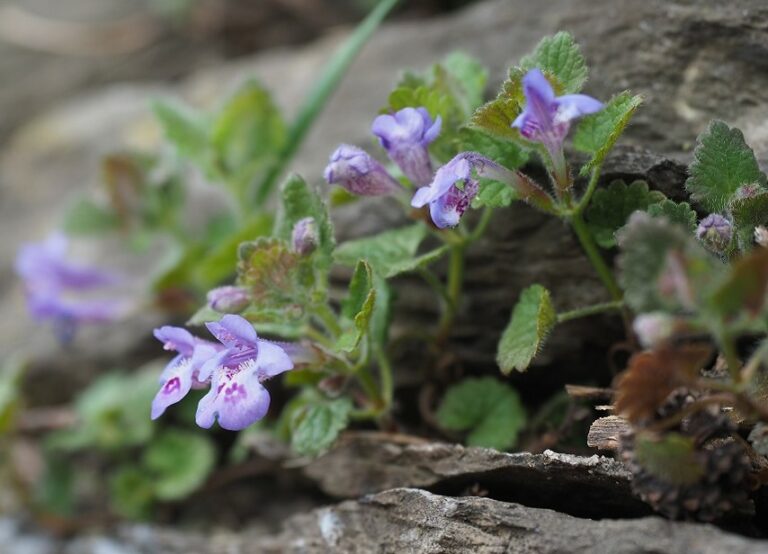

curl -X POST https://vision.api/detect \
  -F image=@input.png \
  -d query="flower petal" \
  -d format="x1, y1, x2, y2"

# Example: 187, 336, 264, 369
255, 340, 294, 379
195, 367, 271, 431
554, 94, 603, 122
206, 314, 258, 349
154, 326, 196, 356
151, 357, 194, 419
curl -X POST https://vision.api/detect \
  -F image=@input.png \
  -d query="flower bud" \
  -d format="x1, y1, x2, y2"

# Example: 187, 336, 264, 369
207, 286, 250, 313
696, 214, 732, 253
291, 217, 318, 256
324, 144, 402, 196
633, 312, 676, 349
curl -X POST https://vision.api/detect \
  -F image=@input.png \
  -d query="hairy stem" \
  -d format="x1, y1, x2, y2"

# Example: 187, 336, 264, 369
569, 212, 622, 301
556, 300, 624, 323
436, 244, 465, 342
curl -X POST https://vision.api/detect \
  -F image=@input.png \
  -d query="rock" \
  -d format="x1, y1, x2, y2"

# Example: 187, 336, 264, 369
302, 432, 647, 518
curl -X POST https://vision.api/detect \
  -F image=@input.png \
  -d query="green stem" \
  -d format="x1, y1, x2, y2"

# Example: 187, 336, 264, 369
252, 0, 399, 206
569, 211, 622, 301
356, 366, 381, 407
313, 303, 342, 337
375, 345, 394, 408
574, 162, 604, 215
468, 208, 494, 243
556, 300, 624, 323
418, 267, 451, 304
437, 244, 465, 341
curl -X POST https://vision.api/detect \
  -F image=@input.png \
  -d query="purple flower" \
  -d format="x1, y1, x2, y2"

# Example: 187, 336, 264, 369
696, 214, 732, 252
411, 152, 553, 228
372, 107, 441, 186
14, 233, 127, 340
512, 68, 603, 156
207, 286, 250, 313
195, 315, 293, 431
291, 217, 318, 256
324, 144, 402, 196
151, 326, 222, 420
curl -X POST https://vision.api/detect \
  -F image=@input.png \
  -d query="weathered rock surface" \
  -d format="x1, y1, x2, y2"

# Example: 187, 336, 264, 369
302, 432, 647, 518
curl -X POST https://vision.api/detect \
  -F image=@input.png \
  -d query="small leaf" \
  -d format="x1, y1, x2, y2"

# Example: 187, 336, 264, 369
709, 247, 768, 322
585, 180, 665, 248
634, 432, 705, 485
458, 126, 529, 171
441, 51, 489, 116
617, 213, 717, 312
729, 189, 768, 252
573, 92, 643, 175
470, 68, 525, 141
152, 98, 208, 160
210, 80, 287, 183
520, 32, 588, 94
334, 224, 430, 278
143, 430, 216, 501
646, 199, 697, 232
109, 466, 155, 520
496, 284, 556, 374
685, 120, 766, 213
473, 181, 516, 208
614, 345, 712, 424
336, 261, 377, 353
290, 397, 353, 456
436, 377, 527, 450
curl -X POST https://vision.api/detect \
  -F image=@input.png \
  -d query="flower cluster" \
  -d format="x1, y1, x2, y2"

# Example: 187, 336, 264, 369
14, 233, 128, 341
152, 314, 296, 431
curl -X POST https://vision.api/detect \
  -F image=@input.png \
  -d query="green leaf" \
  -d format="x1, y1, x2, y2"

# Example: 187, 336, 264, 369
0, 356, 25, 434
336, 261, 377, 353
458, 126, 528, 171
685, 120, 766, 213
573, 92, 643, 175
496, 284, 556, 374
334, 224, 431, 278
290, 397, 353, 456
109, 466, 155, 520
370, 274, 392, 348
152, 98, 208, 160
63, 198, 119, 235
708, 247, 768, 322
473, 181, 516, 208
646, 199, 697, 232
237, 237, 305, 309
211, 80, 287, 184
37, 457, 75, 516
729, 189, 768, 252
585, 180, 665, 248
617, 212, 718, 312
436, 377, 527, 450
634, 432, 704, 485
441, 51, 488, 116
143, 430, 216, 501
275, 174, 335, 273
520, 32, 587, 94
470, 68, 525, 141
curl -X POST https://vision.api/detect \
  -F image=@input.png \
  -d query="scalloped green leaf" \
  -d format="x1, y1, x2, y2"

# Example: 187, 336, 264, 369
573, 92, 642, 175
143, 430, 216, 501
585, 180, 665, 248
458, 126, 529, 172
470, 68, 526, 141
436, 377, 527, 450
520, 32, 587, 94
685, 120, 766, 213
334, 224, 431, 278
496, 284, 556, 374
646, 199, 697, 232
729, 189, 768, 252
290, 397, 353, 456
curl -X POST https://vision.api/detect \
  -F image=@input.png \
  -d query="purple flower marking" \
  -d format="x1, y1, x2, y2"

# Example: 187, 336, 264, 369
151, 326, 222, 420
14, 233, 127, 340
696, 213, 733, 252
324, 144, 402, 196
372, 107, 441, 186
194, 315, 293, 431
512, 68, 603, 156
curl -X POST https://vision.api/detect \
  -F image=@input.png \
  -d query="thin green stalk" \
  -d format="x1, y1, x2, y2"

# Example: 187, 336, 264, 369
437, 244, 465, 341
253, 0, 399, 205
375, 345, 394, 408
468, 208, 494, 242
569, 211, 622, 301
556, 300, 624, 323
574, 162, 604, 215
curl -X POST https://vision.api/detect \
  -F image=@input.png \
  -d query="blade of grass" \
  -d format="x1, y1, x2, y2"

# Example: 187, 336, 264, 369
252, 0, 400, 206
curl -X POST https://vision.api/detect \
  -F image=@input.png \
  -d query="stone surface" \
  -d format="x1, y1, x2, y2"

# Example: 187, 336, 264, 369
302, 432, 647, 518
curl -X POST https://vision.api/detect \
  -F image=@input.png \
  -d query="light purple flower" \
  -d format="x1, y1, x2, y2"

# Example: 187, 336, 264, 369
291, 217, 318, 256
195, 315, 293, 431
324, 144, 402, 196
411, 152, 553, 228
372, 107, 441, 186
14, 233, 127, 340
696, 214, 732, 252
512, 68, 603, 156
207, 286, 250, 313
151, 326, 222, 420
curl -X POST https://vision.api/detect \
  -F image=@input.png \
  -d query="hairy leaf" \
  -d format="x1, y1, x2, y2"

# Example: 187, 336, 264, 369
143, 430, 216, 500
520, 31, 587, 94
496, 284, 556, 373
336, 260, 376, 353
646, 199, 697, 232
470, 68, 525, 141
290, 397, 353, 456
634, 432, 705, 485
334, 224, 431, 278
436, 377, 527, 450
685, 120, 766, 212
729, 188, 768, 252
237, 237, 305, 309
573, 92, 642, 175
585, 180, 665, 248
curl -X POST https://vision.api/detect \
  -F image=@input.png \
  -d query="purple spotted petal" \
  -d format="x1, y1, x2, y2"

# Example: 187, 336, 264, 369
411, 157, 471, 208
195, 364, 271, 431
429, 179, 479, 229
151, 355, 194, 420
